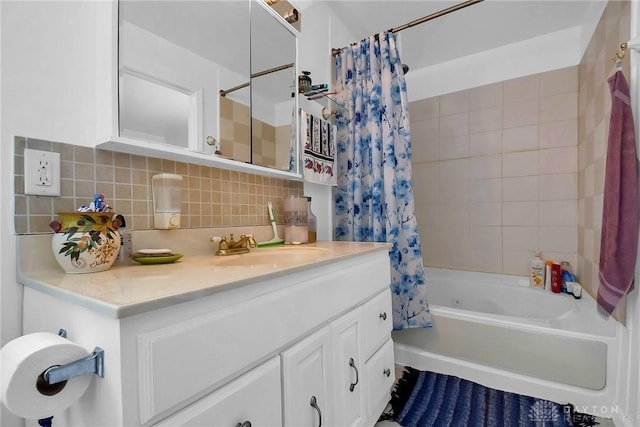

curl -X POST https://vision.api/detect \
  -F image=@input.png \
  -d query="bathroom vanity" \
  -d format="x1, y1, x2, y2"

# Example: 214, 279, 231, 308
18, 239, 394, 426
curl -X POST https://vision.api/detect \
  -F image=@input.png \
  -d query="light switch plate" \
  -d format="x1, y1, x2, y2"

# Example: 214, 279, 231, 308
24, 149, 61, 196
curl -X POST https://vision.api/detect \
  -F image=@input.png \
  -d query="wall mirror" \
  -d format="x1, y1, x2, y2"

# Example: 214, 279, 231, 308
118, 0, 299, 175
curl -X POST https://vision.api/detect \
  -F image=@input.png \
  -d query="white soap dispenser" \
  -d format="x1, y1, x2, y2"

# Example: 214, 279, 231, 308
152, 173, 183, 229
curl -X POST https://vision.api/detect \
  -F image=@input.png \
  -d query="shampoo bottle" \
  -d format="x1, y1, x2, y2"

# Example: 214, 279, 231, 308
551, 263, 562, 293
530, 252, 545, 289
544, 261, 553, 291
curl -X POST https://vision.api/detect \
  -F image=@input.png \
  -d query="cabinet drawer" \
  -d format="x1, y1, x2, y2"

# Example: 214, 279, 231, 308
154, 357, 282, 427
365, 338, 395, 416
362, 289, 393, 358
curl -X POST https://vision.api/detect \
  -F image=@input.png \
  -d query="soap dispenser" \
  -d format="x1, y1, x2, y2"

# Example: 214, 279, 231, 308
152, 173, 183, 229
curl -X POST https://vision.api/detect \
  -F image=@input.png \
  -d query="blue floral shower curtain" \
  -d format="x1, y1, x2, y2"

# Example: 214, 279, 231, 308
334, 32, 431, 330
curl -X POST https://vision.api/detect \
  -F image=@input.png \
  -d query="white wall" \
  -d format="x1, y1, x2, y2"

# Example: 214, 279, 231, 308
297, 0, 359, 241
1, 3, 102, 426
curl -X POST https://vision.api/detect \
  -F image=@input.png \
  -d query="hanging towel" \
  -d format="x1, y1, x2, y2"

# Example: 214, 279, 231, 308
597, 70, 640, 316
300, 109, 337, 185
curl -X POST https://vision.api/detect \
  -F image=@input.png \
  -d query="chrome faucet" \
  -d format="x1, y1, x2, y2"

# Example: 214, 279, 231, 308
211, 234, 257, 256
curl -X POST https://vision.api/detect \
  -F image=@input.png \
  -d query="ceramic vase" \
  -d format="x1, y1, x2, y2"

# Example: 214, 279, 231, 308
50, 212, 121, 274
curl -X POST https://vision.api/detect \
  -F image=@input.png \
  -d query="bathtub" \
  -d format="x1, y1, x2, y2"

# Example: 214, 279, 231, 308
393, 268, 620, 417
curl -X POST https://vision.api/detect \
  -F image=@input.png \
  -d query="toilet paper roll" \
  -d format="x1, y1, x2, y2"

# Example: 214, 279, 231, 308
1, 332, 93, 420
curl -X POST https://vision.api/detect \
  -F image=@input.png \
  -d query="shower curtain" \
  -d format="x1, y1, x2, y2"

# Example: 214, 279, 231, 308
334, 32, 431, 330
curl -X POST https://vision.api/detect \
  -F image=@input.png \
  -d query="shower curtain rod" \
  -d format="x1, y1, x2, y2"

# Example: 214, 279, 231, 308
219, 62, 294, 97
331, 0, 484, 56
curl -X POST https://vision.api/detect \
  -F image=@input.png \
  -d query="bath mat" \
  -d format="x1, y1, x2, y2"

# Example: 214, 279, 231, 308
382, 368, 598, 427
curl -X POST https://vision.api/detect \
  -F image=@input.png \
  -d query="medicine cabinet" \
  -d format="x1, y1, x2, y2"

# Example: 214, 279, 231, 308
96, 0, 301, 180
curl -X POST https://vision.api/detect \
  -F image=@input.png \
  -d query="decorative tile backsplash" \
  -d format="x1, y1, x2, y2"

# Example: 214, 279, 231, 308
13, 137, 303, 234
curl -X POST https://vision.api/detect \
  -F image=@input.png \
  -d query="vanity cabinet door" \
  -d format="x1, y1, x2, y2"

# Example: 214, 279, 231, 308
331, 308, 365, 427
364, 338, 395, 419
362, 289, 393, 360
153, 357, 282, 427
282, 326, 334, 427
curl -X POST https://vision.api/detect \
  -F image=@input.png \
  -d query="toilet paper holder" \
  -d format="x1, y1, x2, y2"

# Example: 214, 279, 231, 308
43, 329, 104, 386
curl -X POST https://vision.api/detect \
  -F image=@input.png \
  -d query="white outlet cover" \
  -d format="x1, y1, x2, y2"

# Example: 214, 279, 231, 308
24, 149, 61, 196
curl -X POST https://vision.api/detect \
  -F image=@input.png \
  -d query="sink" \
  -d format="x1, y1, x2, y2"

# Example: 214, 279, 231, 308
213, 246, 330, 267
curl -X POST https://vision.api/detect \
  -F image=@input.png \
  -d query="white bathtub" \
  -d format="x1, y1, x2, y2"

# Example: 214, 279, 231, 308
393, 268, 619, 417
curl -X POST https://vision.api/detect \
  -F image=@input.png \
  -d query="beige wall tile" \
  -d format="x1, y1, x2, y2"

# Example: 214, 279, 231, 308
539, 226, 577, 253
439, 158, 469, 182
539, 119, 578, 149
503, 226, 539, 251
470, 178, 501, 203
469, 82, 502, 110
438, 203, 470, 226
439, 112, 469, 138
539, 173, 577, 200
470, 106, 502, 134
469, 130, 502, 156
503, 99, 539, 129
539, 200, 578, 226
439, 135, 469, 160
409, 97, 439, 120
540, 66, 578, 97
539, 146, 578, 175
470, 202, 502, 226
469, 154, 501, 180
440, 90, 469, 116
470, 226, 502, 250
540, 92, 578, 123
503, 125, 538, 153
469, 249, 503, 273
503, 201, 538, 226
503, 151, 539, 177
503, 74, 539, 105
439, 180, 469, 204
503, 176, 538, 201
503, 250, 535, 275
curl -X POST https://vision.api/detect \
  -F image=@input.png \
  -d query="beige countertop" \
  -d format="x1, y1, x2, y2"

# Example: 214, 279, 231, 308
18, 238, 390, 318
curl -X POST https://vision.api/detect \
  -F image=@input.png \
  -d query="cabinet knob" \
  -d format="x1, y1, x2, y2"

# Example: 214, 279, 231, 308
383, 368, 391, 377
235, 422, 251, 427
379, 312, 387, 321
348, 357, 359, 392
310, 395, 322, 427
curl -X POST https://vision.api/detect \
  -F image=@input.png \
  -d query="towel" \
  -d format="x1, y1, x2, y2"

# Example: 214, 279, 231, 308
301, 109, 337, 185
597, 70, 640, 316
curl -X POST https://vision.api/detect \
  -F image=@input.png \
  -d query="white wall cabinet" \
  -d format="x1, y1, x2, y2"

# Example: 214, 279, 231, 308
21, 248, 393, 427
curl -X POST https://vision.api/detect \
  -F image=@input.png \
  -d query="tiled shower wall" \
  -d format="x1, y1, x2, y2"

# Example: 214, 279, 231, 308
13, 137, 303, 234
410, 66, 579, 276
577, 0, 630, 319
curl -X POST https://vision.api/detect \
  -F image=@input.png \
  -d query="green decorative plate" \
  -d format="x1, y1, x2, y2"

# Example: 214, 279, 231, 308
132, 253, 183, 265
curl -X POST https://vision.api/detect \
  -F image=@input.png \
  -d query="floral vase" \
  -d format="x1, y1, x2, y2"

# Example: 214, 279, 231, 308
50, 212, 121, 274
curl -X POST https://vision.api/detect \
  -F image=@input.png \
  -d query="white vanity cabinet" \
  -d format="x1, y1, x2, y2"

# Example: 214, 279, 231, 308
153, 357, 282, 427
282, 289, 394, 427
19, 243, 393, 427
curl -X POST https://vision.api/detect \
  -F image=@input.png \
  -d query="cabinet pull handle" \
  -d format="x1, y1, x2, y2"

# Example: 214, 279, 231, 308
379, 312, 387, 321
310, 395, 322, 427
235, 422, 251, 427
348, 357, 359, 392
384, 368, 391, 377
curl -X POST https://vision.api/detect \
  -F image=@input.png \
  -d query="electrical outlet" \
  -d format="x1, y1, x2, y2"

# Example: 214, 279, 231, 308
24, 149, 61, 196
